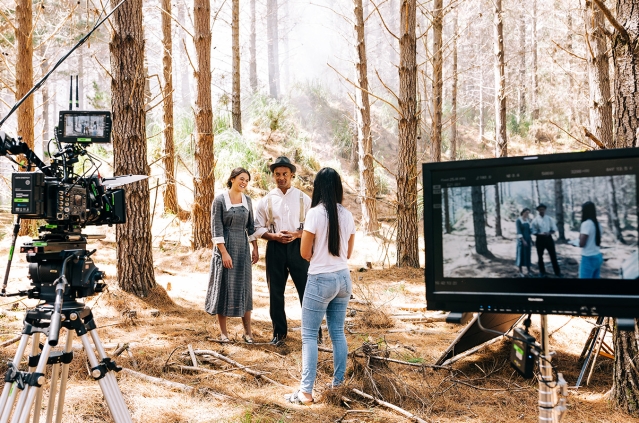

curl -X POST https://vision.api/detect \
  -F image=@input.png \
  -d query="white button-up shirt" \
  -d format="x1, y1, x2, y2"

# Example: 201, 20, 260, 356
254, 187, 311, 239
531, 214, 558, 235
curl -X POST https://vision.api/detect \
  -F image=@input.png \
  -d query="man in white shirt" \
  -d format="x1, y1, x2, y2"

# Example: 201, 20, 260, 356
530, 203, 562, 277
254, 157, 312, 344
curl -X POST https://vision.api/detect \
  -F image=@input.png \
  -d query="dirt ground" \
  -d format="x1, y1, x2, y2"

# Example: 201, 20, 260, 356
0, 213, 637, 423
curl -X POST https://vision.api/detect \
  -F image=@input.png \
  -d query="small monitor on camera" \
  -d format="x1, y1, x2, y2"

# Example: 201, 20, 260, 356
56, 111, 112, 144
423, 148, 639, 318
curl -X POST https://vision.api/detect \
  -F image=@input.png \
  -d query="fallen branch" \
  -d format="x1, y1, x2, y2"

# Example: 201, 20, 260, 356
322, 346, 450, 370
0, 335, 21, 348
441, 336, 503, 367
172, 364, 245, 378
121, 368, 195, 394
112, 343, 129, 358
193, 349, 286, 387
122, 368, 234, 401
352, 388, 429, 423
126, 348, 139, 370
188, 344, 198, 367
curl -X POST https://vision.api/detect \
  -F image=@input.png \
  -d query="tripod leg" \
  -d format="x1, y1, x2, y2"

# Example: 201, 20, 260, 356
0, 334, 31, 422
30, 334, 43, 423
53, 331, 74, 423
13, 341, 51, 423
79, 332, 132, 423
586, 317, 609, 386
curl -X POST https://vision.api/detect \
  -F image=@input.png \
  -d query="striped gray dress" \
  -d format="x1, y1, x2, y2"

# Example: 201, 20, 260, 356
205, 192, 256, 317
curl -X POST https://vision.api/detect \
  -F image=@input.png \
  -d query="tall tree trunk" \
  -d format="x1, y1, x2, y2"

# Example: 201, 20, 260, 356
192, 0, 216, 250
554, 179, 566, 241
471, 186, 489, 255
231, 0, 242, 133
531, 0, 539, 120
585, 0, 614, 148
267, 0, 280, 99
482, 185, 490, 227
39, 46, 50, 144
16, 0, 35, 236
450, 7, 458, 161
606, 176, 626, 243
568, 179, 577, 229
110, 0, 157, 296
178, 0, 191, 108
354, 0, 379, 235
444, 187, 451, 233
396, 0, 419, 268
518, 4, 526, 122
494, 184, 502, 237
612, 319, 639, 415
249, 0, 258, 92
282, 0, 289, 93
162, 0, 180, 214
494, 0, 507, 157
430, 0, 443, 162
610, 0, 639, 148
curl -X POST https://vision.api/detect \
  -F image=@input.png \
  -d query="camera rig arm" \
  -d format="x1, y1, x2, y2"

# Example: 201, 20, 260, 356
0, 131, 52, 176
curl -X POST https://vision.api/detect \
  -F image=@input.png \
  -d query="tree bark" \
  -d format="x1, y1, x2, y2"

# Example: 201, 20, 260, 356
518, 4, 527, 122
531, 0, 539, 120
471, 186, 489, 255
162, 0, 180, 215
606, 176, 625, 243
430, 0, 443, 162
39, 45, 50, 145
612, 319, 639, 415
478, 62, 485, 143
396, 0, 419, 268
192, 0, 216, 250
110, 0, 157, 296
177, 0, 191, 108
267, 0, 280, 99
554, 179, 566, 242
232, 0, 242, 133
450, 8, 458, 161
353, 0, 379, 235
16, 0, 36, 236
610, 0, 639, 148
494, 0, 507, 157
494, 184, 502, 237
249, 0, 258, 92
585, 0, 614, 148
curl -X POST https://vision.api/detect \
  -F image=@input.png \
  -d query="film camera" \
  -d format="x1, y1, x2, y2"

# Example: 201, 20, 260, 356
0, 110, 142, 303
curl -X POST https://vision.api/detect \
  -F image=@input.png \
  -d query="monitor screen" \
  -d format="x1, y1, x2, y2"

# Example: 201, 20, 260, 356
423, 148, 639, 318
56, 111, 111, 143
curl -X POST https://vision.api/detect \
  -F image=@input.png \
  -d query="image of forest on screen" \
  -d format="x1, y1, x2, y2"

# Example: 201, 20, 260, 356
441, 175, 637, 279
63, 115, 105, 137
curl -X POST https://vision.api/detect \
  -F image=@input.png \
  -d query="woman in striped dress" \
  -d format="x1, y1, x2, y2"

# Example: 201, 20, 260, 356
205, 167, 259, 343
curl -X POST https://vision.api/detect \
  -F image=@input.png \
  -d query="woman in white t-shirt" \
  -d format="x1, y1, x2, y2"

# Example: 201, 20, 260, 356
284, 168, 355, 405
579, 201, 603, 278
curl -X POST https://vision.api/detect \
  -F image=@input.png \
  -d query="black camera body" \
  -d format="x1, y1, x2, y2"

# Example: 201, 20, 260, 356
0, 110, 135, 303
11, 172, 125, 226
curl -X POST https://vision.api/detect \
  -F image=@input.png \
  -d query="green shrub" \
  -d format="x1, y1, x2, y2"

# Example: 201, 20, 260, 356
214, 129, 269, 190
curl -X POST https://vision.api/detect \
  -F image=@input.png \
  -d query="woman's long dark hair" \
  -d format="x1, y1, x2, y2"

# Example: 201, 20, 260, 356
311, 168, 344, 256
581, 201, 601, 246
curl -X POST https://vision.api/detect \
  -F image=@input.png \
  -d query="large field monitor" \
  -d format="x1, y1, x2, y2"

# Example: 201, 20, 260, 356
423, 148, 639, 318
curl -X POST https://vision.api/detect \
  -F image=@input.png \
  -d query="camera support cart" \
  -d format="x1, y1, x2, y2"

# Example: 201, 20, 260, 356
0, 253, 132, 423
538, 315, 568, 423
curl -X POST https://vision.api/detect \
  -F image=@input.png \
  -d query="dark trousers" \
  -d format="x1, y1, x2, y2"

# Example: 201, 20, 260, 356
265, 239, 309, 338
535, 235, 561, 276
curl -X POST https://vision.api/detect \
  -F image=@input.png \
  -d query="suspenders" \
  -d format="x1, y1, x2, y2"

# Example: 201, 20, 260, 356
266, 190, 305, 233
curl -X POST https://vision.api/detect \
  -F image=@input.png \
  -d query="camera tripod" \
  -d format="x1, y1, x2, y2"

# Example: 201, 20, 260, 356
0, 245, 132, 423
0, 301, 132, 423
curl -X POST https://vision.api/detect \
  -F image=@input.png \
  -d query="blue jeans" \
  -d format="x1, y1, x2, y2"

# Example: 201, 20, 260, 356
579, 253, 603, 278
300, 269, 352, 394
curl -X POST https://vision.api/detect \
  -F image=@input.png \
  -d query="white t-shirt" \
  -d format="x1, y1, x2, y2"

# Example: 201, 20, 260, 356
304, 204, 356, 275
580, 219, 602, 256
